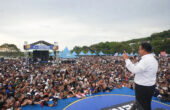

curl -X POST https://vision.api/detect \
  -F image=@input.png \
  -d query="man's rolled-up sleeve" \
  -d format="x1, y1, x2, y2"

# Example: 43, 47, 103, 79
125, 59, 145, 74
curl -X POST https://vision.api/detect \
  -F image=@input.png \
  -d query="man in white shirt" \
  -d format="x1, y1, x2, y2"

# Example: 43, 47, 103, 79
123, 42, 158, 110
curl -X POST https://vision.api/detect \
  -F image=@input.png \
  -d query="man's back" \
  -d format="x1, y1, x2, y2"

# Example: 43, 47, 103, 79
134, 54, 158, 86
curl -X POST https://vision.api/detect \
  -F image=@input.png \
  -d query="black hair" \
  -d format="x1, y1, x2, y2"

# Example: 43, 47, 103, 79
140, 42, 152, 53
43, 95, 48, 98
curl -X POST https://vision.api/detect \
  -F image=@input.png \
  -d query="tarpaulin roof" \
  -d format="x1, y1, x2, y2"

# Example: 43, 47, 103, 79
79, 51, 85, 56
59, 47, 77, 59
72, 51, 77, 56
86, 51, 92, 55
99, 51, 105, 56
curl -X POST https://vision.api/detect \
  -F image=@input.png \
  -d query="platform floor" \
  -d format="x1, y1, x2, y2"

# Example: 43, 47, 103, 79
22, 87, 170, 110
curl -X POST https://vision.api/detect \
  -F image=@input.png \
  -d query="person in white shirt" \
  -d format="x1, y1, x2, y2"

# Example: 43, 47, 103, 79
123, 42, 158, 110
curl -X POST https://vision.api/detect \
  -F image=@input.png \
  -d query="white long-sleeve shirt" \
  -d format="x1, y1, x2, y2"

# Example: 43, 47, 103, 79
125, 54, 158, 86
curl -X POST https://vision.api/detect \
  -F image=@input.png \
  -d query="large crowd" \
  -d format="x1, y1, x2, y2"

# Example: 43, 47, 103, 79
0, 55, 169, 110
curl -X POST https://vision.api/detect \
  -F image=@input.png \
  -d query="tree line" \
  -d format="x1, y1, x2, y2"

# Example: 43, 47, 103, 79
72, 30, 170, 55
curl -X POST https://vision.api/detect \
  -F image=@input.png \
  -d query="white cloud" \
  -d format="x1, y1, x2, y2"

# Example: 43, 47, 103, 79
0, 0, 170, 51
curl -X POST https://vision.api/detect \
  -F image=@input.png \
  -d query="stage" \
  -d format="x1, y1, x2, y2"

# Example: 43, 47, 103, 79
22, 87, 170, 110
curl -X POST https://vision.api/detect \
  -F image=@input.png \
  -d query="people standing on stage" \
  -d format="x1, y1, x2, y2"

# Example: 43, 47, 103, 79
123, 42, 158, 110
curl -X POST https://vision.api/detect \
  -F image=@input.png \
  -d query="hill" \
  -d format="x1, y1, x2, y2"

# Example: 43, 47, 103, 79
0, 43, 20, 52
72, 30, 170, 54
0, 43, 22, 57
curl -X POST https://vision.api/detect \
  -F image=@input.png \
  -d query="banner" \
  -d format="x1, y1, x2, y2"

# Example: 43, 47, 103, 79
24, 45, 58, 50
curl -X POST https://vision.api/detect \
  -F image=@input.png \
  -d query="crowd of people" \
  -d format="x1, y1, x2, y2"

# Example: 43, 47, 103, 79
0, 55, 169, 110
154, 57, 170, 102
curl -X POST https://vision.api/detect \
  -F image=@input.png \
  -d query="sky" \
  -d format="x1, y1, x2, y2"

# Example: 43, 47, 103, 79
0, 0, 170, 51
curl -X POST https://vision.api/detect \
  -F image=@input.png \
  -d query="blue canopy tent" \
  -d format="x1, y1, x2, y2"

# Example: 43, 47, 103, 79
126, 53, 130, 56
134, 53, 138, 56
118, 53, 122, 56
99, 51, 105, 56
86, 51, 92, 56
59, 47, 76, 59
62, 54, 77, 59
114, 53, 118, 56
129, 53, 133, 56
120, 53, 123, 56
92, 53, 96, 55
72, 51, 77, 56
79, 51, 85, 56
58, 51, 63, 57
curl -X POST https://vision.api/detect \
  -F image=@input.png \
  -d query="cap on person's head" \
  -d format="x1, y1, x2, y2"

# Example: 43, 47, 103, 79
35, 92, 39, 96
27, 92, 31, 95
45, 86, 48, 90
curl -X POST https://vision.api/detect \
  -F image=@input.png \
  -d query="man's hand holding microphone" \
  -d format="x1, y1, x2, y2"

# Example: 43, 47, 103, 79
123, 50, 128, 60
